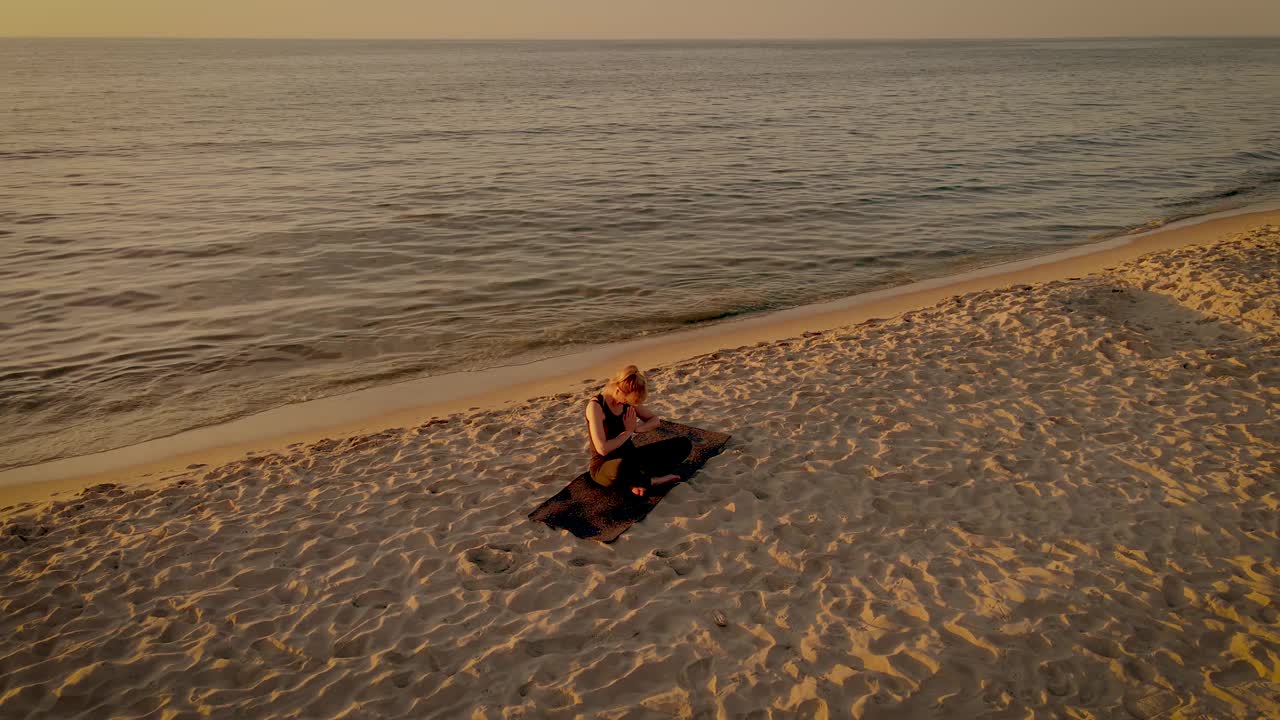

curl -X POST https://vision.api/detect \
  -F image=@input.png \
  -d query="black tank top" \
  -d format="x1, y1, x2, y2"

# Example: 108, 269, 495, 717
588, 393, 634, 472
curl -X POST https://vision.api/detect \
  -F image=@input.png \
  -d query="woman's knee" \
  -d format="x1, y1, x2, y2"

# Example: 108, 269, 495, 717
592, 458, 622, 487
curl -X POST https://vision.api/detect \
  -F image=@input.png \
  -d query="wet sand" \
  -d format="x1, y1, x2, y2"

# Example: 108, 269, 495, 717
1, 220, 1278, 719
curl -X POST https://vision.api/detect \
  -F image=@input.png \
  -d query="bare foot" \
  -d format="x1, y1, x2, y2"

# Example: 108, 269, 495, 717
652, 474, 680, 486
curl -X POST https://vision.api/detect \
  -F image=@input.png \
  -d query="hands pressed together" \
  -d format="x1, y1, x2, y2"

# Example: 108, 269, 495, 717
625, 406, 661, 435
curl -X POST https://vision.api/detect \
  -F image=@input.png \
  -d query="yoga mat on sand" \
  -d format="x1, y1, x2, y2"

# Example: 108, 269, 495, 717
529, 420, 731, 543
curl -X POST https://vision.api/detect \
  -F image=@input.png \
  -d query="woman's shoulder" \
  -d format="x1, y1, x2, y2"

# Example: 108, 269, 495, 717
584, 394, 605, 414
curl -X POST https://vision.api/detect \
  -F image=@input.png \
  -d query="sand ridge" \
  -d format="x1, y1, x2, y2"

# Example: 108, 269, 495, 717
2, 226, 1278, 718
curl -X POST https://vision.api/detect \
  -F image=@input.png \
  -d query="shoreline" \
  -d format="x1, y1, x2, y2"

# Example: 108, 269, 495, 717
3, 203, 1279, 508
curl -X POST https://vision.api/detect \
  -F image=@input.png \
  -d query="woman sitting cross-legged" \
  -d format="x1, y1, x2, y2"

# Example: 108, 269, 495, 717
585, 365, 692, 498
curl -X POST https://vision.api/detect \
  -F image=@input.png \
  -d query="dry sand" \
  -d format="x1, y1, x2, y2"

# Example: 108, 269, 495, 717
2, 224, 1279, 719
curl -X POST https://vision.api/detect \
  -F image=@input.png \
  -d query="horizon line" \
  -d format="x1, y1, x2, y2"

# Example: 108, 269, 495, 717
3, 33, 1279, 42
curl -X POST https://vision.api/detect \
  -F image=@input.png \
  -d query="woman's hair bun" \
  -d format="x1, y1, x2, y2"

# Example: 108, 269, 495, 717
609, 364, 647, 402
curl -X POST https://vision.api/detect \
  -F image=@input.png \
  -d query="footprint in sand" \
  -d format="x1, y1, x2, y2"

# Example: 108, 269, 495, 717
653, 541, 694, 558
1081, 635, 1122, 659
465, 545, 515, 574
1160, 575, 1186, 607
1209, 660, 1261, 688
1040, 660, 1075, 697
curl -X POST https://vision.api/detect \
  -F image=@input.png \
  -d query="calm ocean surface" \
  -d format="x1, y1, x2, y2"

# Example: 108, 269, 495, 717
3, 37, 1279, 469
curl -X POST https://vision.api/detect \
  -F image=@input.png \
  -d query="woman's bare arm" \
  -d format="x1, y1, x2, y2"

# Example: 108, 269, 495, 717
633, 404, 662, 433
586, 401, 633, 455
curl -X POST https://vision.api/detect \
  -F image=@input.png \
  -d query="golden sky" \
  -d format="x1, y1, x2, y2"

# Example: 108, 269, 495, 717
4, 0, 1280, 39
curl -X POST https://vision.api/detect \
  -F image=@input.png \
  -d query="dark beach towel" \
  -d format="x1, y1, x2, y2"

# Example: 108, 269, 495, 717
529, 420, 731, 543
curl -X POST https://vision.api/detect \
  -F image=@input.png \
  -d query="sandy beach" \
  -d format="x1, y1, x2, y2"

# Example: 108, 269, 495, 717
3, 220, 1279, 718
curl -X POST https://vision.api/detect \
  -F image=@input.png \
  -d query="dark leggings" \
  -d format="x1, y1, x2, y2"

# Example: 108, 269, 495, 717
591, 437, 693, 494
